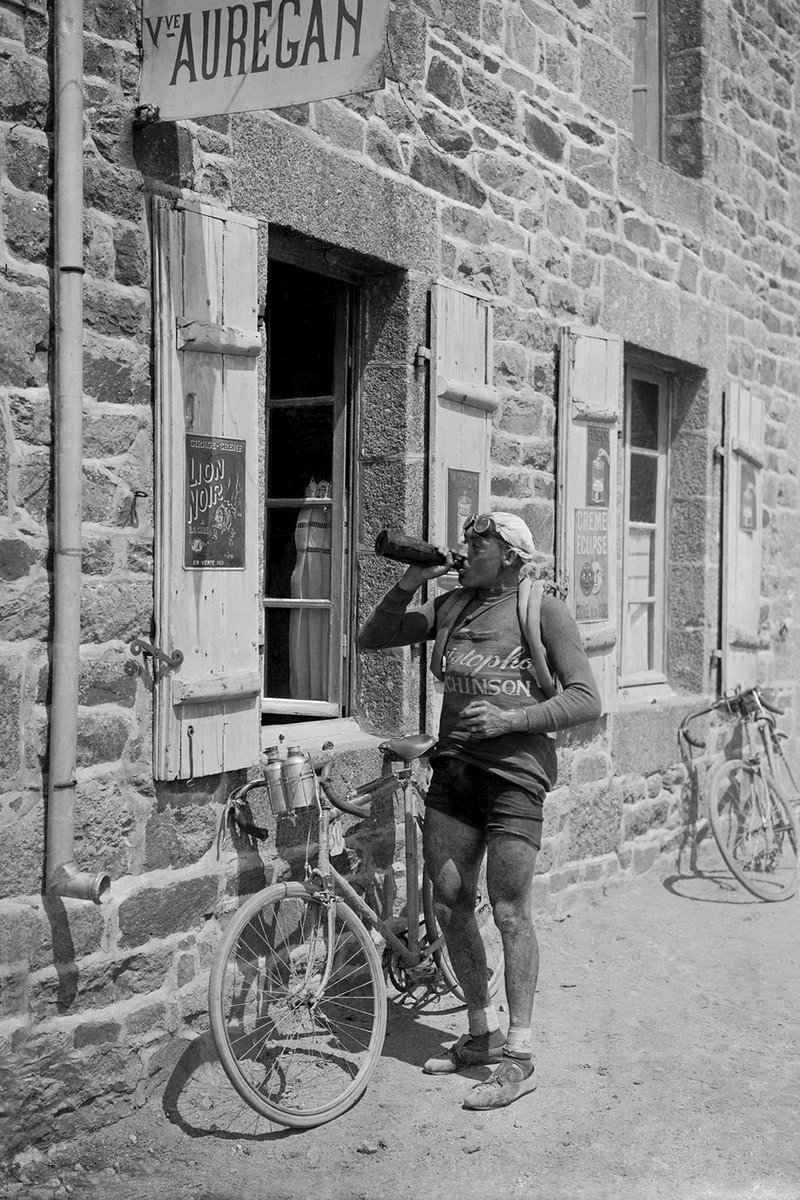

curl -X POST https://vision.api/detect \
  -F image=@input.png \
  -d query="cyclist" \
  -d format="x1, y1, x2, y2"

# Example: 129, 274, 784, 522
358, 512, 601, 1109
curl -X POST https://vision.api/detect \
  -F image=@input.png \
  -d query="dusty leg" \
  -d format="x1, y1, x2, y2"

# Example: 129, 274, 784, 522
422, 807, 490, 1010
485, 833, 539, 1040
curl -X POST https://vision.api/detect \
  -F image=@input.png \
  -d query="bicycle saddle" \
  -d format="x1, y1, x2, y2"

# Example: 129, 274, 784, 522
379, 733, 437, 763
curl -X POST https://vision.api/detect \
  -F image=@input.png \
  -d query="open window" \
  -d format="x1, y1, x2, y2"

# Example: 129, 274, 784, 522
620, 367, 671, 685
559, 327, 712, 708
619, 351, 711, 701
262, 260, 354, 721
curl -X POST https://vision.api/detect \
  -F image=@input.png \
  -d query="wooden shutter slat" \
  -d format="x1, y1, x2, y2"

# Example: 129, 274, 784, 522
177, 318, 262, 356
173, 668, 263, 704
438, 375, 500, 412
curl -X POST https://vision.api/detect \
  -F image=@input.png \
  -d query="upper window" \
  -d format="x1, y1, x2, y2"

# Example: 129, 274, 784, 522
632, 0, 704, 177
262, 260, 354, 721
620, 368, 670, 684
632, 0, 663, 158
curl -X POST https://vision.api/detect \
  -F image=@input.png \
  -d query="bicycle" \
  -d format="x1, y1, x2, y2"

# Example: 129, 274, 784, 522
208, 734, 504, 1129
678, 686, 800, 902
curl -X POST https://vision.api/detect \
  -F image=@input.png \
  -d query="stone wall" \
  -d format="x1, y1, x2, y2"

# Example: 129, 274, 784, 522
1, 0, 800, 1152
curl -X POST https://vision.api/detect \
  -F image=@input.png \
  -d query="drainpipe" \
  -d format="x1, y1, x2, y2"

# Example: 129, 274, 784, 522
46, 0, 110, 903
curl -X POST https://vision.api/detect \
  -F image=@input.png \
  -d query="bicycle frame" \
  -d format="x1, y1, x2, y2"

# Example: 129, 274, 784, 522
310, 766, 443, 974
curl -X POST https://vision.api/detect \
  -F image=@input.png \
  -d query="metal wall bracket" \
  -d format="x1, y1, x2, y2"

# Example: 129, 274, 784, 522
130, 637, 184, 672
133, 104, 160, 127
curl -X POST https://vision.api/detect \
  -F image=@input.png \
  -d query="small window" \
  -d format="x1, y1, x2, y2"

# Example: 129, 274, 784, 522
621, 368, 670, 684
632, 0, 663, 158
262, 261, 353, 720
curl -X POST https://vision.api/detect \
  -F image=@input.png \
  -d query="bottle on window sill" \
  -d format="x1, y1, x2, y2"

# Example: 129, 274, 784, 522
375, 530, 466, 570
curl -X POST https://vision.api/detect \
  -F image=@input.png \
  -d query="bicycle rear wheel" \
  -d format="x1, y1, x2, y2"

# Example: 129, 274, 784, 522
421, 866, 504, 1000
707, 759, 800, 901
209, 882, 387, 1128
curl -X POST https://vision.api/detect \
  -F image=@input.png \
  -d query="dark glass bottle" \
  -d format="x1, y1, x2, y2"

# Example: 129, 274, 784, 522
374, 529, 466, 569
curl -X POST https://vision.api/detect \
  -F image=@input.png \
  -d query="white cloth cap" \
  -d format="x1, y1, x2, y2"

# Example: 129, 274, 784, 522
487, 512, 535, 562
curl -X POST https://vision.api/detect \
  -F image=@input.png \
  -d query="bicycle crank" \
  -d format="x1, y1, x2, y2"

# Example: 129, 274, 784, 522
383, 928, 445, 996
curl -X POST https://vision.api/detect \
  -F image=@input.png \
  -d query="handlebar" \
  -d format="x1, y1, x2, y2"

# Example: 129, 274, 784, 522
678, 686, 784, 752
317, 763, 401, 818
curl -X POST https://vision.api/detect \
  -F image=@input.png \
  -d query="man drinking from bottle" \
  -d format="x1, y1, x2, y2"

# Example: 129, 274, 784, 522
358, 513, 601, 1110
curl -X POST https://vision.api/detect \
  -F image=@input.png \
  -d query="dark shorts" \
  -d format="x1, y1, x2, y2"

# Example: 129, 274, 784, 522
425, 757, 544, 850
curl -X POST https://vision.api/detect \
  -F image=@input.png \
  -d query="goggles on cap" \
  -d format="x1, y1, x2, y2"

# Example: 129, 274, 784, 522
463, 514, 500, 539
463, 513, 534, 561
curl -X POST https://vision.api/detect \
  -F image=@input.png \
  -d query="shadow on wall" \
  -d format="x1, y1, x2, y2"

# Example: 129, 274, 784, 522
132, 120, 195, 189
41, 894, 81, 1012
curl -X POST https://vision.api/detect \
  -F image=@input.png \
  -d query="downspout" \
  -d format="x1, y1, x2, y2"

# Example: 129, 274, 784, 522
46, 0, 111, 903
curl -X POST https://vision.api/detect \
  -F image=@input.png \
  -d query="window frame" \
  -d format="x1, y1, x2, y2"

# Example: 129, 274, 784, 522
620, 365, 671, 690
261, 259, 355, 721
632, 0, 665, 160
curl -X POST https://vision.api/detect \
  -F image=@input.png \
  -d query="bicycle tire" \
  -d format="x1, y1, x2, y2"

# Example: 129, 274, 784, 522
421, 866, 504, 1000
707, 759, 800, 902
209, 882, 387, 1128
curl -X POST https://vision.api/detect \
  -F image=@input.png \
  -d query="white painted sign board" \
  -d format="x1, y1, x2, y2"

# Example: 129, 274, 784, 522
140, 0, 390, 121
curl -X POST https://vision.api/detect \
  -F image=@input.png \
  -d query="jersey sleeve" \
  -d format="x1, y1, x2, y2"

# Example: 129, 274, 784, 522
357, 584, 438, 651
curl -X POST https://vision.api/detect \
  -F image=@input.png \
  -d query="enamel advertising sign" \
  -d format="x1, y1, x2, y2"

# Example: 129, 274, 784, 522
140, 0, 390, 121
185, 435, 246, 569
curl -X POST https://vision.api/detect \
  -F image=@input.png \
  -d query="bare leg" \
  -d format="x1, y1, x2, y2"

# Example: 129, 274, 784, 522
486, 833, 539, 1037
422, 807, 490, 1011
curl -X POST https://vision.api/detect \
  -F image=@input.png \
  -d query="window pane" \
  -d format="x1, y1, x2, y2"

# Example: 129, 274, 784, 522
264, 608, 331, 701
629, 452, 658, 522
268, 405, 333, 500
268, 264, 336, 399
629, 378, 660, 449
625, 527, 655, 601
265, 505, 332, 601
624, 601, 654, 675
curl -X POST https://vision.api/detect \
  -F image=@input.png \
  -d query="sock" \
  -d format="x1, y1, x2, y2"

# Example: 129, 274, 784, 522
467, 1006, 500, 1037
505, 1027, 533, 1058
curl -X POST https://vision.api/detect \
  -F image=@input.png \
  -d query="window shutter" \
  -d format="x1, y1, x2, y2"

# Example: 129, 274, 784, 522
425, 281, 497, 729
721, 381, 764, 691
428, 281, 498, 554
556, 325, 623, 714
632, 0, 662, 157
152, 198, 262, 781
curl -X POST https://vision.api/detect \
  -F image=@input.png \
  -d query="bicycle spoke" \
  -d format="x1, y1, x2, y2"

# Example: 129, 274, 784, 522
211, 889, 385, 1122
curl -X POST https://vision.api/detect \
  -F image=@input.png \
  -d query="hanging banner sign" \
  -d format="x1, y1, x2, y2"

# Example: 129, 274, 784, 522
140, 0, 391, 121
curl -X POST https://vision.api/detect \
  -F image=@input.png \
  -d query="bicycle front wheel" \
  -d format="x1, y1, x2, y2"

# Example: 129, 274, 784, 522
209, 882, 387, 1128
707, 759, 800, 901
422, 866, 504, 1000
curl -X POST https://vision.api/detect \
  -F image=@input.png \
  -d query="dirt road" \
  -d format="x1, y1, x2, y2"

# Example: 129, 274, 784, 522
5, 849, 800, 1200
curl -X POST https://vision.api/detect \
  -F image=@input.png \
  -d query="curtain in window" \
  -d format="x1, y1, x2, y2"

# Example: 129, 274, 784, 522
290, 480, 331, 700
